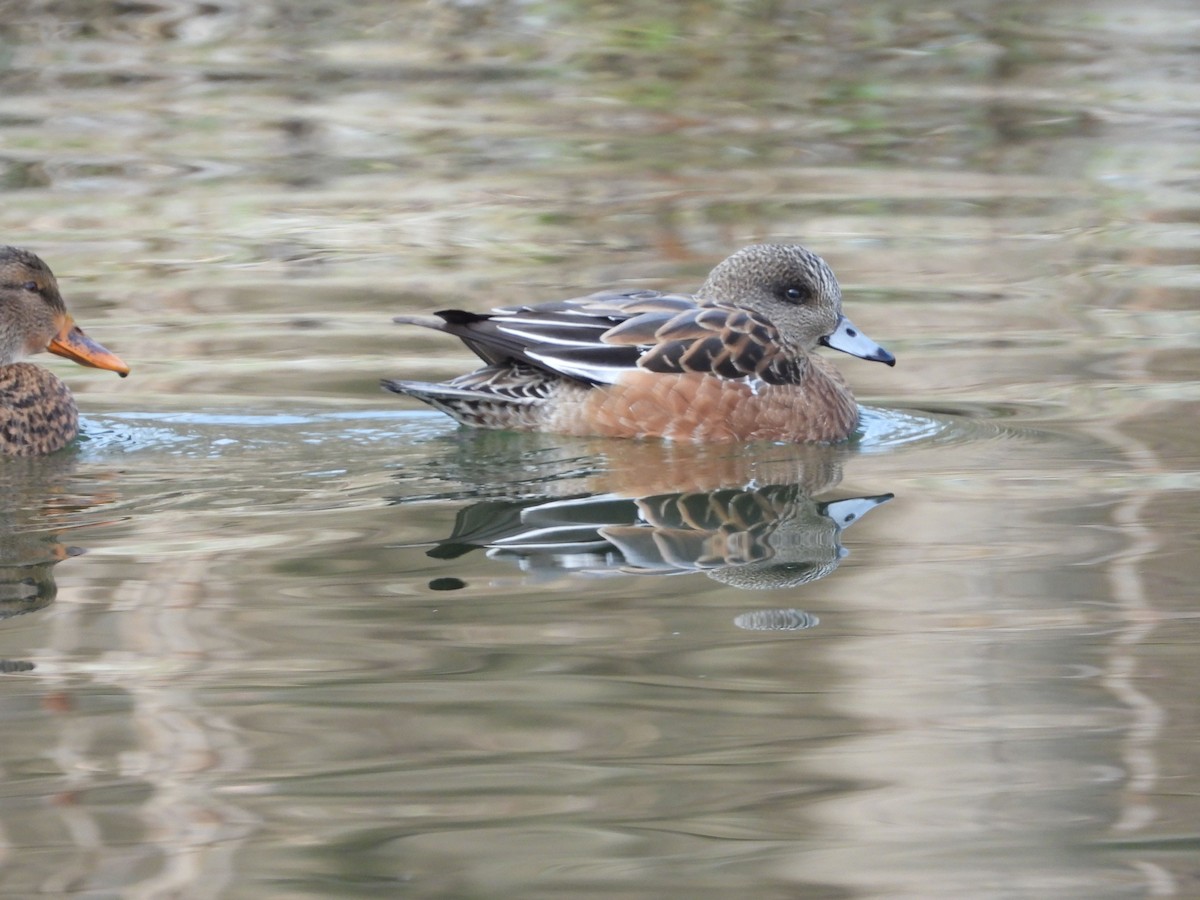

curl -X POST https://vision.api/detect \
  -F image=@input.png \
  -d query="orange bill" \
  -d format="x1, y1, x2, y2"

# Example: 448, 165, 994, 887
48, 316, 130, 377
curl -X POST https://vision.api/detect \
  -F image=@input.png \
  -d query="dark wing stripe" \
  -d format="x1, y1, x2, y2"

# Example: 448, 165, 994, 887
639, 340, 687, 372
725, 309, 756, 334
436, 319, 537, 367
679, 336, 727, 374
727, 334, 765, 373
712, 350, 743, 379
762, 357, 802, 384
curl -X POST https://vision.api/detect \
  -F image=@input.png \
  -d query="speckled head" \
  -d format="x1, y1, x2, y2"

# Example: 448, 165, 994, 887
699, 244, 894, 366
698, 244, 843, 346
0, 246, 129, 375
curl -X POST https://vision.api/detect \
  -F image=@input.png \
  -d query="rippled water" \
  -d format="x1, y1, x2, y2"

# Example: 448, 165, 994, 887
2, 2, 1199, 897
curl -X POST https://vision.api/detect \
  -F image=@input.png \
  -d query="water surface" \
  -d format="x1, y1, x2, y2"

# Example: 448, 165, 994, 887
1, 2, 1199, 897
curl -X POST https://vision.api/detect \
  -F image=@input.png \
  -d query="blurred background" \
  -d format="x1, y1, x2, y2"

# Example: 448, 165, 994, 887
0, 2, 1198, 897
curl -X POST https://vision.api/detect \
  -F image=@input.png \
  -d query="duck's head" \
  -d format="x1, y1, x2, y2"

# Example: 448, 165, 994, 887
700, 243, 894, 366
0, 246, 129, 376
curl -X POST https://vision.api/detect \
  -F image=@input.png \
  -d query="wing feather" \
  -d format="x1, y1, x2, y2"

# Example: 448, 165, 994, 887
403, 289, 802, 386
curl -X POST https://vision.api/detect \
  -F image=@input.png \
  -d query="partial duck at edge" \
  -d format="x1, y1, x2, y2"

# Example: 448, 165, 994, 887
0, 247, 129, 457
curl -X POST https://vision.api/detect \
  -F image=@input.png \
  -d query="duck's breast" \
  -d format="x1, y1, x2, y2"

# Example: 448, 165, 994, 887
544, 357, 859, 443
0, 363, 79, 456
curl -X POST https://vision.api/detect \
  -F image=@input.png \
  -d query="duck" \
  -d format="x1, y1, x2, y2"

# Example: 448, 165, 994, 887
383, 243, 894, 443
0, 246, 129, 456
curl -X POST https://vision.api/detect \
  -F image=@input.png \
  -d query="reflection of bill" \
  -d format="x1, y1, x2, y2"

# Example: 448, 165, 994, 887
430, 485, 892, 590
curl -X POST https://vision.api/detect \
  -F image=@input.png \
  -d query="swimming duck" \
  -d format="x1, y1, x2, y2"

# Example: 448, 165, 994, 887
383, 244, 894, 443
0, 247, 129, 456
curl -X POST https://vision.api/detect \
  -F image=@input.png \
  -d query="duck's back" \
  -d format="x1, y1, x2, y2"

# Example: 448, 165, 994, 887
0, 363, 78, 457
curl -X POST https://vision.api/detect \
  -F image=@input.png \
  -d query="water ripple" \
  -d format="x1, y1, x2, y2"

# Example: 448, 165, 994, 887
81, 403, 1046, 462
78, 409, 443, 458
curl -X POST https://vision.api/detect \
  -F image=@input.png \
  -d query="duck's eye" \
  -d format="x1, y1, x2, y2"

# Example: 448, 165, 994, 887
783, 286, 806, 302
22, 280, 39, 293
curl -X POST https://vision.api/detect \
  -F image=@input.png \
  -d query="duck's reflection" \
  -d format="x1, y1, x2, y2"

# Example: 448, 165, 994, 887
399, 433, 893, 625
0, 535, 79, 618
432, 484, 891, 590
0, 454, 91, 670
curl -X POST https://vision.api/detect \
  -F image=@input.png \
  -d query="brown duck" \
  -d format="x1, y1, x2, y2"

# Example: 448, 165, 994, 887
0, 247, 129, 456
384, 244, 895, 443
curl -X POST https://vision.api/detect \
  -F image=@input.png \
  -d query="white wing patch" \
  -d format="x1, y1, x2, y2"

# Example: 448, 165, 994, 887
494, 323, 600, 348
526, 350, 629, 385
